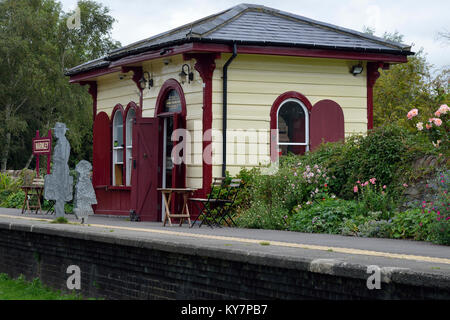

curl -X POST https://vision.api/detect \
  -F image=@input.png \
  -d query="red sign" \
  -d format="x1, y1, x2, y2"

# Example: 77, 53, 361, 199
32, 138, 52, 155
33, 130, 52, 177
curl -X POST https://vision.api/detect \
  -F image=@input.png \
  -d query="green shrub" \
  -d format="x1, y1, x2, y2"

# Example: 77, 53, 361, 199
0, 172, 22, 193
289, 198, 361, 234
236, 199, 289, 230
353, 178, 398, 219
427, 171, 449, 245
390, 209, 433, 240
357, 220, 392, 238
0, 190, 26, 209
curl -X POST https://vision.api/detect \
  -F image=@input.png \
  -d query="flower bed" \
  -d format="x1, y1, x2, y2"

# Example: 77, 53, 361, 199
231, 116, 449, 245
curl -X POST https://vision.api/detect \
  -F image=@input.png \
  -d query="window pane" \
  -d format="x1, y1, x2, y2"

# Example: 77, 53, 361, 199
278, 101, 306, 144
163, 90, 182, 113
280, 145, 306, 156
125, 109, 136, 186
126, 109, 135, 147
113, 111, 123, 147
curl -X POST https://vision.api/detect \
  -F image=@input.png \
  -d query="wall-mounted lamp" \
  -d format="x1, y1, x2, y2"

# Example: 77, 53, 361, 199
350, 64, 364, 76
138, 71, 153, 90
179, 64, 194, 84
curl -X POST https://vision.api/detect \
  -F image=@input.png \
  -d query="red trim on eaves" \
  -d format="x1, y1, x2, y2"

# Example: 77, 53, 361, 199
189, 43, 408, 63
69, 42, 407, 83
69, 67, 121, 83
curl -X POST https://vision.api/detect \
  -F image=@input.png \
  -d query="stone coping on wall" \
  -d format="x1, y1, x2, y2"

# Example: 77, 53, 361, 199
0, 215, 449, 292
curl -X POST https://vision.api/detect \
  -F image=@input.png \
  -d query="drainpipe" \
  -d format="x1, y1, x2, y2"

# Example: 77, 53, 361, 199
222, 42, 237, 178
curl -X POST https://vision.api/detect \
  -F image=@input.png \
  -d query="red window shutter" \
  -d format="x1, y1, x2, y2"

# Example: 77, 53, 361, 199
93, 112, 111, 186
310, 99, 345, 151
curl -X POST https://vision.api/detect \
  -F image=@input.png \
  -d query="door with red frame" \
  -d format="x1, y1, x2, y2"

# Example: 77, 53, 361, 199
160, 113, 186, 218
130, 117, 160, 221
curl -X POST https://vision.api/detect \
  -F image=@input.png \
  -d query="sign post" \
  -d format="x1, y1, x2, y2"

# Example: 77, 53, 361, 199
32, 130, 52, 177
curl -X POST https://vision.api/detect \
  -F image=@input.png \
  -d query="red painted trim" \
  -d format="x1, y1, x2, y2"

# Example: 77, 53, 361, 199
189, 43, 408, 63
110, 43, 196, 68
111, 103, 125, 120
69, 43, 406, 83
69, 67, 120, 83
155, 79, 188, 202
269, 91, 313, 162
121, 66, 144, 107
80, 81, 97, 123
183, 53, 219, 196
154, 79, 187, 117
123, 101, 140, 187
366, 62, 384, 130
125, 101, 141, 119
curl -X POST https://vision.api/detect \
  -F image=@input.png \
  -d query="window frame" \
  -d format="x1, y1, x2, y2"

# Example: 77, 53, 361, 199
124, 104, 137, 186
276, 98, 310, 151
110, 102, 139, 187
270, 91, 313, 161
112, 105, 125, 186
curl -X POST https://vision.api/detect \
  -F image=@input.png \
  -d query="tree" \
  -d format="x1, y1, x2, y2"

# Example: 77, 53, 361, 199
0, 0, 120, 171
362, 29, 450, 128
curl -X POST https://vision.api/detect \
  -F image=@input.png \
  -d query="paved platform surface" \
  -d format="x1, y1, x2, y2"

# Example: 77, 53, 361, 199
1, 208, 449, 280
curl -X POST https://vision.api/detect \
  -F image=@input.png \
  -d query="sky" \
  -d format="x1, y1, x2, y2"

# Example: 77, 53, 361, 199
59, 0, 450, 72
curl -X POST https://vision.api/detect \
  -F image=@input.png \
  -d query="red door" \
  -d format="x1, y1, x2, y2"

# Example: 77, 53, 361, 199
130, 117, 160, 221
310, 99, 345, 151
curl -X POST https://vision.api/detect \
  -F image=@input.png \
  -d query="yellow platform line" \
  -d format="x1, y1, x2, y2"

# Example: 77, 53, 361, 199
1, 214, 450, 265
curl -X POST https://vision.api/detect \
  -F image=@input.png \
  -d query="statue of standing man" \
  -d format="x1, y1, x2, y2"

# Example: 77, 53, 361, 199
44, 122, 73, 218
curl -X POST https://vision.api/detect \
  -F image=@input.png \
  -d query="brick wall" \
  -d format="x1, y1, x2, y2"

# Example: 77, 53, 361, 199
0, 224, 449, 300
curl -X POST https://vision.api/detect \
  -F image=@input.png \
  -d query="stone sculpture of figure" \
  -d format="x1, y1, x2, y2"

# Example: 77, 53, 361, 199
73, 160, 97, 224
44, 122, 73, 218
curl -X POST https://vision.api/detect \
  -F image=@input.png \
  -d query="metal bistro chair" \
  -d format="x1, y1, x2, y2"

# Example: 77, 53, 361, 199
189, 177, 228, 228
214, 178, 242, 227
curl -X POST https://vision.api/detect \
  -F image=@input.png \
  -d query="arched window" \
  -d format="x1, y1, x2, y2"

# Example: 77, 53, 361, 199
276, 98, 309, 156
125, 107, 136, 186
112, 108, 124, 185
163, 90, 182, 113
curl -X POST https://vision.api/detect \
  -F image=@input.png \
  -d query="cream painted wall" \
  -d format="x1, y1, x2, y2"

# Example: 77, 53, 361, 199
95, 54, 205, 189
211, 54, 368, 177
95, 53, 369, 185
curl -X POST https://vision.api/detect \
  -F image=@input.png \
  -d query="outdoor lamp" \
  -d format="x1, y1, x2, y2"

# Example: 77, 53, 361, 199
350, 64, 364, 76
139, 71, 153, 90
179, 64, 194, 83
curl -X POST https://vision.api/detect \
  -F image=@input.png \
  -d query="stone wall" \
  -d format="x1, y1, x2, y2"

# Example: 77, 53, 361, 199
0, 221, 449, 300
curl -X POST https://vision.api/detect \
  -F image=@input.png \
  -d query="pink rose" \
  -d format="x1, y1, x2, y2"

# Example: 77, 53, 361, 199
407, 108, 418, 120
433, 118, 442, 126
438, 104, 449, 114
353, 185, 358, 193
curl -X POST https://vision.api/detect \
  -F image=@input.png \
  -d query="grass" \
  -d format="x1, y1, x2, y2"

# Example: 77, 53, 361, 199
50, 217, 69, 224
0, 273, 86, 300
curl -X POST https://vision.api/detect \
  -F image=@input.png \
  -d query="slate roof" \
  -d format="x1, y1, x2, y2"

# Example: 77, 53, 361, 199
66, 3, 413, 76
